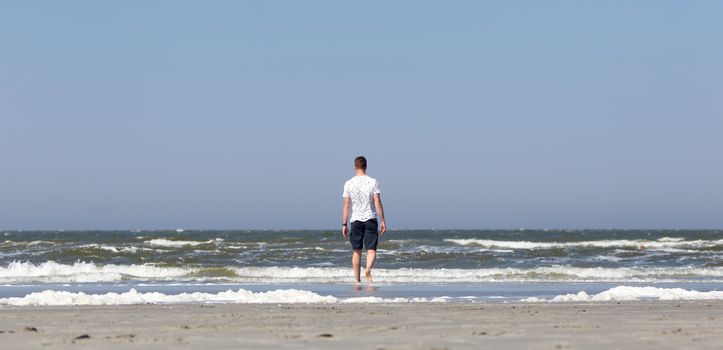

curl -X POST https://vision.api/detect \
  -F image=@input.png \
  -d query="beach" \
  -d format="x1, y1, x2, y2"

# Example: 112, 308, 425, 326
2, 301, 722, 349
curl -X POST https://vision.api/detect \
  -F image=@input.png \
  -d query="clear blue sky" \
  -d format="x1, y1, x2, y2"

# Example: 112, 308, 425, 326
1, 1, 722, 230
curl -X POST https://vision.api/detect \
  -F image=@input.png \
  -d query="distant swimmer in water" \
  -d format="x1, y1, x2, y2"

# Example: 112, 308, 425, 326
341, 156, 387, 283
639, 244, 645, 251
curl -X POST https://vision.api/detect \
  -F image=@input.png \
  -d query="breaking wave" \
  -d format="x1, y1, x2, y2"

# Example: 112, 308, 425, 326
0, 261, 193, 283
445, 238, 723, 250
1, 261, 722, 284
146, 238, 223, 247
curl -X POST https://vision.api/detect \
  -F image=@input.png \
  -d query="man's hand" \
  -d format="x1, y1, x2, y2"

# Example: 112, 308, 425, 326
373, 193, 386, 236
342, 197, 350, 239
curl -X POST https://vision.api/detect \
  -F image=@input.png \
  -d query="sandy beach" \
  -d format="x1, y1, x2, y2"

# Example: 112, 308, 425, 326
1, 301, 721, 349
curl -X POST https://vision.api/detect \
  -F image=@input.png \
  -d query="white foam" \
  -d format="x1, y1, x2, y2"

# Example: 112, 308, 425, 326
0, 240, 54, 247
521, 286, 723, 302
0, 288, 447, 306
0, 261, 194, 283
78, 244, 146, 254
593, 255, 624, 262
445, 238, 723, 250
95, 245, 120, 252
230, 266, 723, 283
2, 262, 722, 284
658, 237, 685, 242
146, 238, 222, 247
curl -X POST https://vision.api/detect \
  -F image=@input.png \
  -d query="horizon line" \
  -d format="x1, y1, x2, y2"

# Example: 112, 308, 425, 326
2, 227, 722, 232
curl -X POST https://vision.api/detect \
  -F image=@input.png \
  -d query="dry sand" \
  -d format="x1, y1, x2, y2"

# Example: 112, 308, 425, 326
1, 301, 722, 349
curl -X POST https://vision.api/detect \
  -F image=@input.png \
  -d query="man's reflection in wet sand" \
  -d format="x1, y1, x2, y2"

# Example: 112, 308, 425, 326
352, 284, 379, 293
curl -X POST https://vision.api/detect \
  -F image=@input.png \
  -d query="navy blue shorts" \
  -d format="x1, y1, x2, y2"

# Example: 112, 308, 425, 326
350, 219, 379, 250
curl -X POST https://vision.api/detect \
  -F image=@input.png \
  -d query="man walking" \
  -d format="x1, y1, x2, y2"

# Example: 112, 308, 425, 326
342, 156, 387, 283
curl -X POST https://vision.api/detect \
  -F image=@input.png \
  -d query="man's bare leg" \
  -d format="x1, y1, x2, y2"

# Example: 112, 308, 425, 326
352, 250, 362, 282
365, 249, 376, 282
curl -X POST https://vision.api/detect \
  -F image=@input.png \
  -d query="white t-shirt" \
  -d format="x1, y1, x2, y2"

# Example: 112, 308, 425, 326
342, 175, 381, 223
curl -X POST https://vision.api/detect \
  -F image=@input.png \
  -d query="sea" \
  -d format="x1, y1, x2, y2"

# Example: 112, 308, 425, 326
1, 229, 722, 305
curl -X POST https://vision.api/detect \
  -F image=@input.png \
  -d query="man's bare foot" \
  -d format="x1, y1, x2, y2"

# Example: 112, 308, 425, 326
364, 269, 373, 282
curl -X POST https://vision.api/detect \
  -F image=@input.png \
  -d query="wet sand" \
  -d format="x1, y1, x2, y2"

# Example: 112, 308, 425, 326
1, 301, 722, 349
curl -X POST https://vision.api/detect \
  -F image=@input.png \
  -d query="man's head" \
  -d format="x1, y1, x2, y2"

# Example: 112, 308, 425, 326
354, 156, 367, 171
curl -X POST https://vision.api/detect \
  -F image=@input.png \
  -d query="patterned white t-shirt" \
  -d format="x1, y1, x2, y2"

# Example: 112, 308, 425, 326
342, 175, 381, 223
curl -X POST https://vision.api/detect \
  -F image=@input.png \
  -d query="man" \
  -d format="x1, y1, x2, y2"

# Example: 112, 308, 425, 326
342, 156, 387, 283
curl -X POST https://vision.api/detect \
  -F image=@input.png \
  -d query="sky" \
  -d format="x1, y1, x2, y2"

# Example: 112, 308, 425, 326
1, 1, 722, 230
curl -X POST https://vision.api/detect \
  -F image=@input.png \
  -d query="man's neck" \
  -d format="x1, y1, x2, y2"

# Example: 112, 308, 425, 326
354, 170, 366, 177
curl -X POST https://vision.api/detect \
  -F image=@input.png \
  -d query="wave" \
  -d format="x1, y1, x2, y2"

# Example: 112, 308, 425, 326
146, 238, 222, 247
445, 238, 723, 250
78, 244, 151, 254
0, 288, 447, 306
1, 261, 722, 284
228, 266, 723, 283
521, 286, 723, 302
1, 240, 55, 247
0, 261, 193, 283
657, 237, 685, 242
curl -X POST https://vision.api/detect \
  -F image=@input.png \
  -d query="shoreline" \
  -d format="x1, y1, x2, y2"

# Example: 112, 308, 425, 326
2, 301, 722, 349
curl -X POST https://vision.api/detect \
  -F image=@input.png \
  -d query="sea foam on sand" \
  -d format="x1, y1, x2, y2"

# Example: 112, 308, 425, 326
521, 286, 723, 302
0, 288, 448, 306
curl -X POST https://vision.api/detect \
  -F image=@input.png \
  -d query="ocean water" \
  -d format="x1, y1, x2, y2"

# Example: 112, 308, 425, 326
1, 229, 722, 305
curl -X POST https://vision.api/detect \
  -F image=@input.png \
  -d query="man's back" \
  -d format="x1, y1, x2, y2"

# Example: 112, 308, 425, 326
343, 175, 380, 223
341, 156, 386, 283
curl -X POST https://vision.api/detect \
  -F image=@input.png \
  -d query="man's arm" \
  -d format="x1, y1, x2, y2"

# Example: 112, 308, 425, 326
374, 193, 387, 235
342, 197, 351, 238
